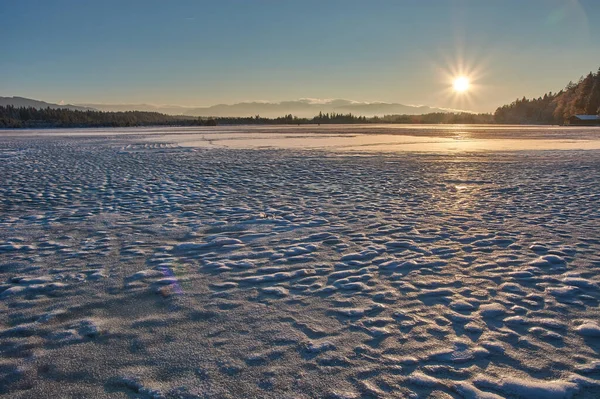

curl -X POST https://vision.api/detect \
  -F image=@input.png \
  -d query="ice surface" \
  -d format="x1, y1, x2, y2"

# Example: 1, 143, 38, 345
1, 126, 600, 397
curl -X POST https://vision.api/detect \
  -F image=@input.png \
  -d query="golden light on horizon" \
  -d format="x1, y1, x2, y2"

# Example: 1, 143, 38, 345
452, 76, 470, 93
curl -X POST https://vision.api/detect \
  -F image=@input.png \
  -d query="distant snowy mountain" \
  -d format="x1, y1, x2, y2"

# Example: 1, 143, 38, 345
2, 96, 466, 118
78, 103, 192, 115
0, 96, 94, 112
80, 99, 464, 118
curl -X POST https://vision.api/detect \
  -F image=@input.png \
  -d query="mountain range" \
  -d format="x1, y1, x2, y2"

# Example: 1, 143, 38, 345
0, 96, 93, 112
1, 96, 464, 118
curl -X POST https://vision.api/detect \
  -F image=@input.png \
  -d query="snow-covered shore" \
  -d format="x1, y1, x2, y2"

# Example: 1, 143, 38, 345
1, 128, 600, 398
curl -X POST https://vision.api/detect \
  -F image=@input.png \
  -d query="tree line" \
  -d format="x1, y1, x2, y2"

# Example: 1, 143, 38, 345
494, 67, 600, 124
0, 106, 492, 128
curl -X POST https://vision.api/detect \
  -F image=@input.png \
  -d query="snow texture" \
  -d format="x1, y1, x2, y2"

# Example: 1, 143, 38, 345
0, 127, 600, 398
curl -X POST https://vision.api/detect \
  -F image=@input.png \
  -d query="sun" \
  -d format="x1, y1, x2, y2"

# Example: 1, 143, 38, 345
453, 76, 470, 93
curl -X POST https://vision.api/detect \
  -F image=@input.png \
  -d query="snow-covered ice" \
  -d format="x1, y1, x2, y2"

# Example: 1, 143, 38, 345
1, 126, 600, 398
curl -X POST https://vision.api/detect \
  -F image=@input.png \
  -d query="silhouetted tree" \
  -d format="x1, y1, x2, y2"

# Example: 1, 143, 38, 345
495, 67, 600, 124
585, 68, 600, 115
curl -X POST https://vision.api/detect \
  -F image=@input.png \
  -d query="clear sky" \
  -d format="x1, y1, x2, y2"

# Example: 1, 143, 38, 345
2, 0, 599, 112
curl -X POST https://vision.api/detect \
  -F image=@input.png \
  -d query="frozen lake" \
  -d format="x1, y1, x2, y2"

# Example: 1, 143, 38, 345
3, 124, 600, 152
1, 126, 600, 398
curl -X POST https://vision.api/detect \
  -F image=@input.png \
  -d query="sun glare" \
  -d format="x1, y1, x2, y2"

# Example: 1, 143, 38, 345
453, 76, 470, 93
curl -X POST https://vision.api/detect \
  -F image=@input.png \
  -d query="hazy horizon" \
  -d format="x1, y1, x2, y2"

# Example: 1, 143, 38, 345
2, 0, 600, 113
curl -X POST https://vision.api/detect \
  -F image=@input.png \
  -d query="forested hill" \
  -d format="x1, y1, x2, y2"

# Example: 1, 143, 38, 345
494, 68, 600, 124
0, 106, 209, 128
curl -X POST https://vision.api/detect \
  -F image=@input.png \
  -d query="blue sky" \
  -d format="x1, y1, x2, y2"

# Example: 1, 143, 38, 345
1, 0, 599, 112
